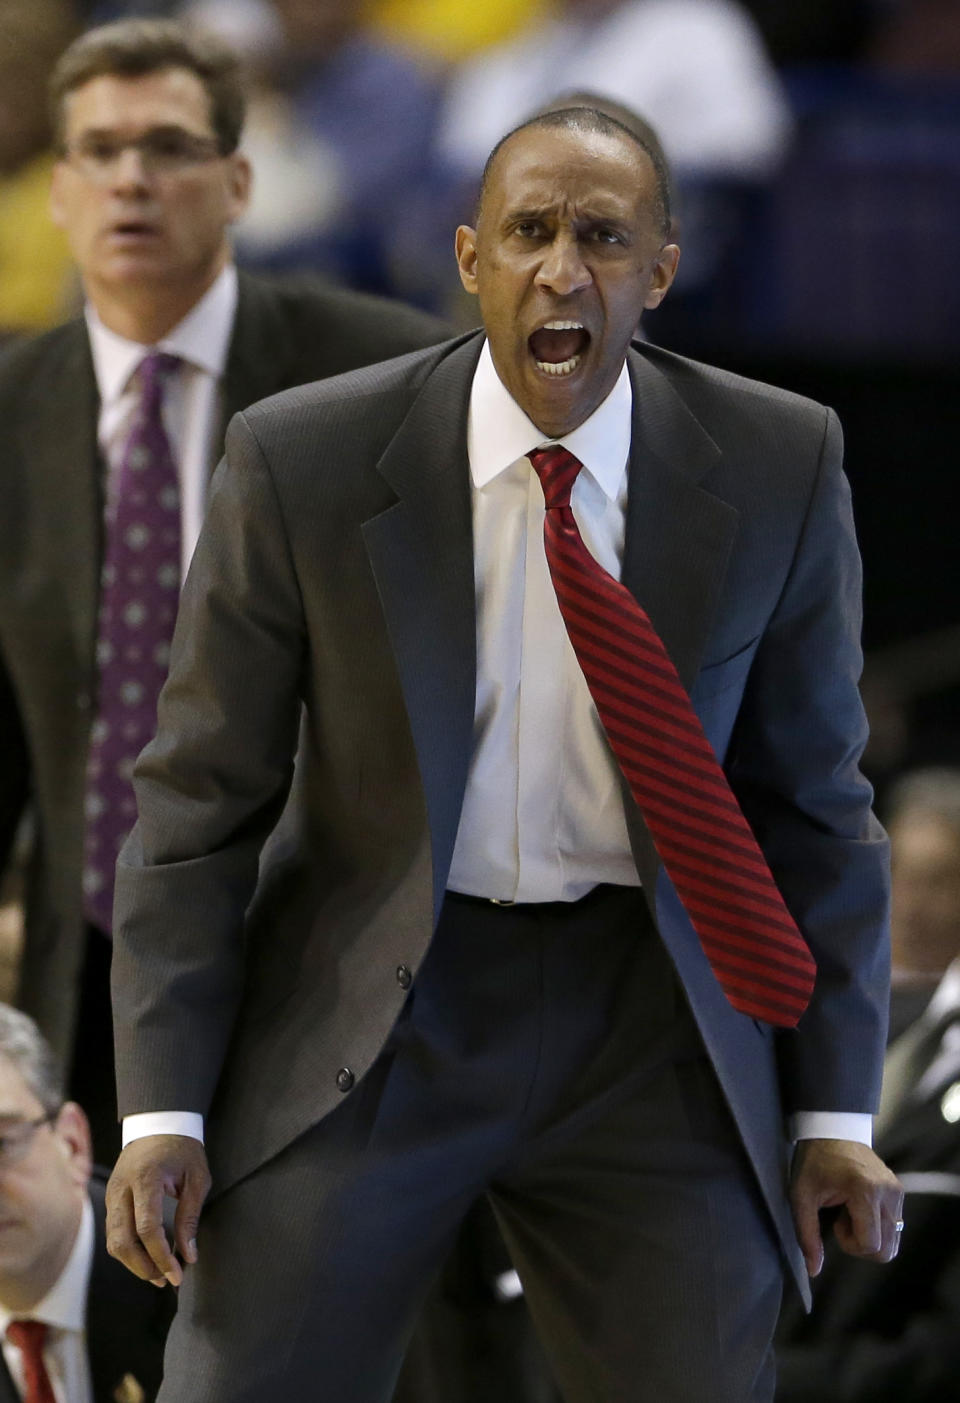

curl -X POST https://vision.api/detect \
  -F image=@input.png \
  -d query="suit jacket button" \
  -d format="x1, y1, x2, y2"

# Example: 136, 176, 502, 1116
396, 964, 412, 989
336, 1067, 355, 1093
76, 691, 92, 711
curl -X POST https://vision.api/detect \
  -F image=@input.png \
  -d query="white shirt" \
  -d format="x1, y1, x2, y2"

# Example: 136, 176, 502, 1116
0, 1197, 94, 1403
438, 0, 791, 182
448, 341, 639, 901
86, 263, 238, 582
123, 340, 871, 1148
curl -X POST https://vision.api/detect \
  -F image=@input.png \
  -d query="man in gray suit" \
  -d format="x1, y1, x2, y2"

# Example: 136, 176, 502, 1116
0, 19, 445, 1160
106, 108, 902, 1400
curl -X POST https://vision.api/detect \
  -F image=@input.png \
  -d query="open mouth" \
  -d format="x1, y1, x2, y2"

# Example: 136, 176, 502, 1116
528, 321, 590, 377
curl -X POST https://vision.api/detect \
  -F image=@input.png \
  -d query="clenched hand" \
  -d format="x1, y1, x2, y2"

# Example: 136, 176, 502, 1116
790, 1137, 904, 1277
106, 1135, 211, 1287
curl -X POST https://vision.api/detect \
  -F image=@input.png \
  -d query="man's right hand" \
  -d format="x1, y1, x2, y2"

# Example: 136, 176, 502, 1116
106, 1135, 211, 1287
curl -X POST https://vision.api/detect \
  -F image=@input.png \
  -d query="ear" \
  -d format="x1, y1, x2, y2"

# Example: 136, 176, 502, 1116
53, 1102, 93, 1187
455, 225, 479, 296
225, 151, 253, 223
643, 243, 681, 310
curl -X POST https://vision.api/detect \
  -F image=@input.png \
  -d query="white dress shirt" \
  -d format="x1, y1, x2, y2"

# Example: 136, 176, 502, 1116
123, 339, 871, 1148
0, 1197, 94, 1403
86, 262, 238, 582
448, 341, 639, 902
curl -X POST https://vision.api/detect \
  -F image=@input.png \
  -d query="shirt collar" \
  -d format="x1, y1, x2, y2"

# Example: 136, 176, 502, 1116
86, 262, 238, 406
467, 338, 632, 499
0, 1194, 93, 1337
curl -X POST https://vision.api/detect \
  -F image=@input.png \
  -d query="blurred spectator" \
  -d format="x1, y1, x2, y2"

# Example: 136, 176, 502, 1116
775, 771, 960, 1402
185, 0, 444, 297
0, 16, 445, 1164
436, 0, 790, 190
884, 769, 960, 1038
0, 1, 79, 338
0, 1003, 172, 1402
879, 770, 960, 1092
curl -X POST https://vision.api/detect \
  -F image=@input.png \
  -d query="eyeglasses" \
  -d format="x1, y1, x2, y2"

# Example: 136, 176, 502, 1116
60, 128, 225, 181
0, 1111, 59, 1167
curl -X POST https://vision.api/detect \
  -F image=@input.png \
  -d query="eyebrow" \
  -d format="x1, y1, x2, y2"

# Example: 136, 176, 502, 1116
72, 122, 213, 141
502, 206, 551, 223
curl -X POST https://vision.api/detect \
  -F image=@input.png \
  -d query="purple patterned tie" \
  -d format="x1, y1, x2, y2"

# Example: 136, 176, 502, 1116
83, 351, 181, 932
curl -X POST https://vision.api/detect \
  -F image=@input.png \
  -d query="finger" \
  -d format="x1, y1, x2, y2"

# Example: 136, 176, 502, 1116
790, 1185, 825, 1277
878, 1192, 907, 1263
889, 1210, 905, 1260
173, 1163, 211, 1265
834, 1190, 882, 1258
133, 1183, 183, 1287
105, 1183, 171, 1286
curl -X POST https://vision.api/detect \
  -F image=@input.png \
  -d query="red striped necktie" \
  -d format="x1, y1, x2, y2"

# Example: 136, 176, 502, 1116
527, 444, 816, 1027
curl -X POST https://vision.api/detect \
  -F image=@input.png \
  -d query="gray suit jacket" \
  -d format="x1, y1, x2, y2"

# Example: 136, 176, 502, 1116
112, 332, 890, 1302
0, 272, 446, 1067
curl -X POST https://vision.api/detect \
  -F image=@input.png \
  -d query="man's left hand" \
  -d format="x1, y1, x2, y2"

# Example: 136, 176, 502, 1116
790, 1138, 904, 1277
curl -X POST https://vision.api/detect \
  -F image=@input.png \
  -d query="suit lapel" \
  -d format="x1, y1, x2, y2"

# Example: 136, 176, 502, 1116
619, 345, 740, 886
621, 346, 739, 690
362, 337, 481, 922
20, 323, 102, 674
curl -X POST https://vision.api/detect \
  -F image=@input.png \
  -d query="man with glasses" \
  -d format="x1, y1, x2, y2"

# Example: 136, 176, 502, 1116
0, 18, 446, 1161
0, 1003, 172, 1402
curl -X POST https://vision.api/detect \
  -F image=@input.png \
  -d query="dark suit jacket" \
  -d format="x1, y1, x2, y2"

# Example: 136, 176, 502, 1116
0, 271, 447, 1068
0, 1175, 173, 1403
111, 332, 890, 1304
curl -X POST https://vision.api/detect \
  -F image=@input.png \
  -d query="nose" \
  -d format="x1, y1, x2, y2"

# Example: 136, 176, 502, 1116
534, 233, 592, 296
109, 143, 153, 192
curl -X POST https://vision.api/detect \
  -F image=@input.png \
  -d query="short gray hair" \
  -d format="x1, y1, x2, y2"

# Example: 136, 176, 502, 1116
0, 1005, 64, 1116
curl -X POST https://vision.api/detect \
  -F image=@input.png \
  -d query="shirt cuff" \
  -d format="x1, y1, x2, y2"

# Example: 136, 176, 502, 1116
788, 1111, 872, 1146
122, 1112, 205, 1146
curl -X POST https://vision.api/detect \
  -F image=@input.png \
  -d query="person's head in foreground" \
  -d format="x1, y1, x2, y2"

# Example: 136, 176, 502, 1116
455, 107, 680, 439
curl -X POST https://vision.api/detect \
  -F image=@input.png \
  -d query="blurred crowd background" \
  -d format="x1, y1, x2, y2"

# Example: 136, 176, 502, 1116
1, 2, 959, 1400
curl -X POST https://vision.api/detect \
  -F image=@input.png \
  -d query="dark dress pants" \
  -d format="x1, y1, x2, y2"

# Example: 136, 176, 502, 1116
159, 886, 784, 1403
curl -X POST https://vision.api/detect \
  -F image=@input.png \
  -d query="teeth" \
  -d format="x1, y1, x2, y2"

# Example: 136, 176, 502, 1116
535, 355, 581, 376
541, 320, 583, 331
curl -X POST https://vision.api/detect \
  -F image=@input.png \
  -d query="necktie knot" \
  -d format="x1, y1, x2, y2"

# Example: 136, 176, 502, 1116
6, 1320, 46, 1353
6, 1320, 55, 1403
135, 351, 180, 415
528, 445, 583, 510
